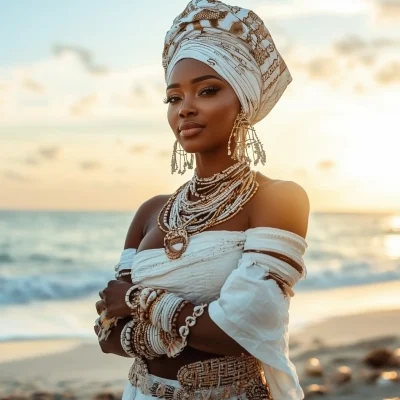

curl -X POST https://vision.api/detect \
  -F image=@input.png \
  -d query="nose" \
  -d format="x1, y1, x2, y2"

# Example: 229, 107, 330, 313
178, 98, 198, 118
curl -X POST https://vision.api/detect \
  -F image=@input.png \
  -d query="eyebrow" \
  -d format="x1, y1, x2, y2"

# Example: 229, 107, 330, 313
166, 75, 224, 90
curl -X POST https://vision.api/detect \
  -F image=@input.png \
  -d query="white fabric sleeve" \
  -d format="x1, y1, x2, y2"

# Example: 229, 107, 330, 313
208, 228, 307, 400
114, 248, 137, 274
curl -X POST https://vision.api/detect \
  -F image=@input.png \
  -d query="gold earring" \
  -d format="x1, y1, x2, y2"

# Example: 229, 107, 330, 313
227, 109, 266, 166
171, 140, 194, 175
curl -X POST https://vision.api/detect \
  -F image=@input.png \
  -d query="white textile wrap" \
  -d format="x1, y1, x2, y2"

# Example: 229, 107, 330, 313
162, 0, 293, 125
208, 229, 308, 400
114, 248, 137, 273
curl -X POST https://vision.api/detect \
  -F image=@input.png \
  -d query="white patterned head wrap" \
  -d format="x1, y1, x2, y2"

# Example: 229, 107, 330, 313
162, 0, 292, 125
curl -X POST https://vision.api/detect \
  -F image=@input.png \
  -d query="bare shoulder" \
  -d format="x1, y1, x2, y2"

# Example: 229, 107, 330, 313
249, 172, 310, 239
124, 194, 170, 249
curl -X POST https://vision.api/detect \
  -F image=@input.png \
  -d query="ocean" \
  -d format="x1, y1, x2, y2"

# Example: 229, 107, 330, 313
1, 210, 400, 341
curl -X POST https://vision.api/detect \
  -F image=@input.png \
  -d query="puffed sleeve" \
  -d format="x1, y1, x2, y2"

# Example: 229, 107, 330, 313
208, 227, 308, 400
114, 248, 137, 277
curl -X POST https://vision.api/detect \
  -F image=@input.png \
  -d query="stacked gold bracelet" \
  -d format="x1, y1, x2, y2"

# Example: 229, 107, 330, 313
120, 317, 175, 359
123, 285, 207, 358
125, 285, 189, 334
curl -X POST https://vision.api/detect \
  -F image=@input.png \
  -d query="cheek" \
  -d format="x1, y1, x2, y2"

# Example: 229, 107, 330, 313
206, 93, 240, 128
167, 106, 176, 132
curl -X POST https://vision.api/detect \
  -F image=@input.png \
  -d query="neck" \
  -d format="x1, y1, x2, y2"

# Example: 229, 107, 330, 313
194, 149, 239, 178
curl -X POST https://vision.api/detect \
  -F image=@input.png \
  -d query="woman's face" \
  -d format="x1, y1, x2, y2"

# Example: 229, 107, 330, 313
165, 58, 241, 154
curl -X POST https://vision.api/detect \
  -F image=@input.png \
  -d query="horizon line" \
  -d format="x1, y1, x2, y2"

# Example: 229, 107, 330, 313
0, 208, 398, 215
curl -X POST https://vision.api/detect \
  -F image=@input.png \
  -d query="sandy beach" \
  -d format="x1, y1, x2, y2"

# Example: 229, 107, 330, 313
1, 284, 400, 400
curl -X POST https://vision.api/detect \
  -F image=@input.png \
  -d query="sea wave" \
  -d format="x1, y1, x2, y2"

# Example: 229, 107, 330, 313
0, 259, 399, 305
298, 262, 400, 291
0, 271, 114, 305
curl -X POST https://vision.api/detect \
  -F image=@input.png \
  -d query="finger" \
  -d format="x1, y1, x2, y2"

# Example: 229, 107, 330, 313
96, 300, 106, 315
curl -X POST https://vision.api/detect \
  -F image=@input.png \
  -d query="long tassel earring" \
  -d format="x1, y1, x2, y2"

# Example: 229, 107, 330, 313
227, 109, 266, 166
171, 140, 194, 175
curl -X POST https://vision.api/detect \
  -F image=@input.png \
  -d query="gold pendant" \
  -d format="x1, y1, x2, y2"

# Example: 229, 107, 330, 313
164, 228, 189, 260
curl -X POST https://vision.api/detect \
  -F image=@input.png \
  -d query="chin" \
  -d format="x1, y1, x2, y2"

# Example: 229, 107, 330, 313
179, 136, 209, 154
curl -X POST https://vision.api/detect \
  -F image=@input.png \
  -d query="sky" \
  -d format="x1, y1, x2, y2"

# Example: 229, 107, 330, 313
0, 0, 399, 212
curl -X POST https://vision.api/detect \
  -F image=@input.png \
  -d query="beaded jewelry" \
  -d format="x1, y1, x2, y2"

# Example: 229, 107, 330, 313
158, 161, 259, 259
122, 284, 209, 358
120, 319, 138, 357
95, 310, 121, 342
228, 109, 266, 166
115, 270, 131, 279
177, 304, 208, 356
171, 140, 194, 175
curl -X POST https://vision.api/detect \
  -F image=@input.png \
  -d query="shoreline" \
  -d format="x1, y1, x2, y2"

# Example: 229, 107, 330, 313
2, 308, 400, 365
1, 308, 399, 399
2, 308, 400, 361
2, 280, 400, 364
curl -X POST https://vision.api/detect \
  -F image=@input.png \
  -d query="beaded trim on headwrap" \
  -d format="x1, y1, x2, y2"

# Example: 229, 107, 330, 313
162, 0, 292, 125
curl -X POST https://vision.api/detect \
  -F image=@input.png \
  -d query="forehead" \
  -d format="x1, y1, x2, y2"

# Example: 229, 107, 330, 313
167, 58, 225, 85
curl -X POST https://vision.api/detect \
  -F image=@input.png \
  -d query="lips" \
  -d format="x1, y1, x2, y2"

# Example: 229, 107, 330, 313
179, 121, 205, 137
179, 121, 205, 132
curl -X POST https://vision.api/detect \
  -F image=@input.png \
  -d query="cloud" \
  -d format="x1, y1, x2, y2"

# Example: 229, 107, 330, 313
132, 85, 147, 98
37, 146, 60, 160
3, 170, 33, 182
332, 35, 400, 88
333, 35, 368, 55
257, 0, 400, 28
374, 0, 400, 24
333, 35, 400, 55
287, 34, 400, 92
52, 44, 108, 75
257, 0, 368, 19
70, 93, 97, 117
375, 61, 400, 84
22, 78, 45, 94
130, 144, 148, 154
23, 157, 40, 166
0, 43, 166, 125
353, 83, 367, 94
158, 150, 171, 159
305, 57, 337, 80
1, 26, 397, 129
317, 160, 336, 171
79, 161, 103, 171
294, 168, 309, 180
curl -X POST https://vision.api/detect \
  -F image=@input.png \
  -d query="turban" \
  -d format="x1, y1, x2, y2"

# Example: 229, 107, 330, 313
162, 0, 292, 125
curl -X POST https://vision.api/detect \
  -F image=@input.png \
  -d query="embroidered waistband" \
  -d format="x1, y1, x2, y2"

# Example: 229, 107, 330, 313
128, 354, 272, 399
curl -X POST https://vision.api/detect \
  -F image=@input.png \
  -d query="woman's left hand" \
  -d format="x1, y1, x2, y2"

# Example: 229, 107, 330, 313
98, 280, 134, 318
94, 316, 131, 356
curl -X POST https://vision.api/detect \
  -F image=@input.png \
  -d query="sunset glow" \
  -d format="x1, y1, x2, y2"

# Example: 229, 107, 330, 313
0, 0, 399, 212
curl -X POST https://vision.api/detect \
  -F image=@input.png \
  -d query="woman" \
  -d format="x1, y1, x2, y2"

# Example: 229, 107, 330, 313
94, 1, 310, 399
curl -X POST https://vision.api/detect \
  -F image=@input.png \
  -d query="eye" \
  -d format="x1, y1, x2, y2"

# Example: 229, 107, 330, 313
199, 86, 220, 96
163, 95, 181, 104
163, 86, 220, 105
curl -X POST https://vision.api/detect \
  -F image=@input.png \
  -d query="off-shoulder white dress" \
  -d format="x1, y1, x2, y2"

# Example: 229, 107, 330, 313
117, 227, 308, 400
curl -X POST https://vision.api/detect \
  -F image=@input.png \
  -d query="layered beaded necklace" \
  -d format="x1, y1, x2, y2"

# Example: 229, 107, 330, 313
157, 161, 259, 260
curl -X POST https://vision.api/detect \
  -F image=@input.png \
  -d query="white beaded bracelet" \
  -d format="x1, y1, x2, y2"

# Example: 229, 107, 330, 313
120, 319, 137, 357
164, 303, 208, 359
125, 284, 141, 309
178, 304, 208, 351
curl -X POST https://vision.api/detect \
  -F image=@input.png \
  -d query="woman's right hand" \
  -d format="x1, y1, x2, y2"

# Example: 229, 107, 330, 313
95, 272, 131, 315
